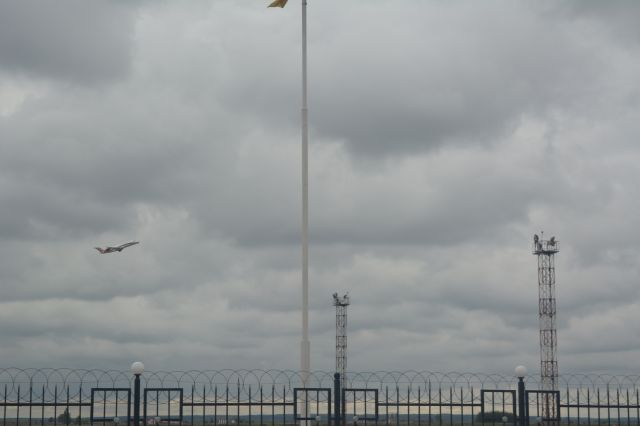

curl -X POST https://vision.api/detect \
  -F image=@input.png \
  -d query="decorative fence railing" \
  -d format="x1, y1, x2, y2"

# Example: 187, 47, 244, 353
0, 368, 638, 426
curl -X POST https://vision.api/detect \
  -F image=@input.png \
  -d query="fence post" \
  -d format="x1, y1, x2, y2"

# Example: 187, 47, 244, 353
334, 373, 341, 426
131, 362, 145, 426
515, 366, 528, 426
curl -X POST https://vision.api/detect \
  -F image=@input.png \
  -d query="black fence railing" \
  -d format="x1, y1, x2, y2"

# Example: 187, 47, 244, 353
0, 369, 638, 426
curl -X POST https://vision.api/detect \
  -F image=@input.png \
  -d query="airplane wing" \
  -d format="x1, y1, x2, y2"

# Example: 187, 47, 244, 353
116, 241, 139, 250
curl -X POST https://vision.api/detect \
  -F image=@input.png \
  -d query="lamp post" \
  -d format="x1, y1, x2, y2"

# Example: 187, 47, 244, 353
515, 365, 528, 426
131, 362, 144, 426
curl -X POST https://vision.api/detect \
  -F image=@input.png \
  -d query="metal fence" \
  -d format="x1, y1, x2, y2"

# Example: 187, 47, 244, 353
0, 369, 638, 426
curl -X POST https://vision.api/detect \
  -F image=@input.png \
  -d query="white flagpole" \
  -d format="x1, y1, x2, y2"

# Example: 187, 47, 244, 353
300, 2, 311, 425
300, 0, 311, 386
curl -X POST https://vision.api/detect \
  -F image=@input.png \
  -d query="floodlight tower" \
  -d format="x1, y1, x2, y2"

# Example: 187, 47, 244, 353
332, 293, 350, 383
532, 232, 559, 426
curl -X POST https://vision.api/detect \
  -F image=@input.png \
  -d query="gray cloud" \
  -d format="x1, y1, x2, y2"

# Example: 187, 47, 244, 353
548, 1, 640, 45
0, 0, 137, 84
0, 0, 640, 376
223, 2, 604, 158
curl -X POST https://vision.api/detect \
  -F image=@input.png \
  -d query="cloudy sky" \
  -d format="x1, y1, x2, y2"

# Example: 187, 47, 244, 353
1, 0, 640, 376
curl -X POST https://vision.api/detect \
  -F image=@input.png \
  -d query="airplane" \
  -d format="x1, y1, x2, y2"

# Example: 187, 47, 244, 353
95, 241, 139, 254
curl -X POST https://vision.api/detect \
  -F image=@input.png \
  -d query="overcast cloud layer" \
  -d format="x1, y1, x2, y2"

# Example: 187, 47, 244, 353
1, 0, 640, 375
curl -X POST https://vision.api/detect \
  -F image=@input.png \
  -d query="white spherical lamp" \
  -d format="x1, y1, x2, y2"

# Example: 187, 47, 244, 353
131, 361, 145, 376
514, 365, 528, 378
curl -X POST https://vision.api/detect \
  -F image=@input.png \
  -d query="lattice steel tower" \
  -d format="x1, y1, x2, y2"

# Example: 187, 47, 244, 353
532, 232, 559, 426
332, 293, 350, 383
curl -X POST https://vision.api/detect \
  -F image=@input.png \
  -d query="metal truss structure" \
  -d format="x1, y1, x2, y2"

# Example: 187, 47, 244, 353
533, 232, 560, 426
332, 293, 350, 383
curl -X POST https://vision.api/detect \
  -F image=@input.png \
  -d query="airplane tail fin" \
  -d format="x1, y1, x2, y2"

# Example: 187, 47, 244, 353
95, 247, 106, 254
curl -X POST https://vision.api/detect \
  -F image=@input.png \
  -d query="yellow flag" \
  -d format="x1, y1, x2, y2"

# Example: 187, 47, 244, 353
268, 0, 288, 7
